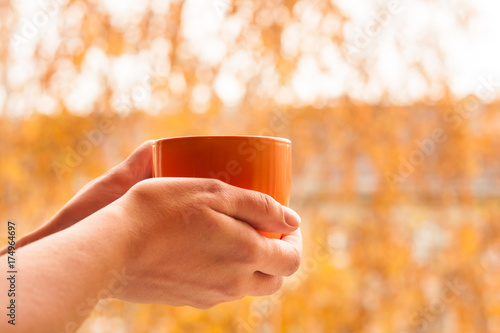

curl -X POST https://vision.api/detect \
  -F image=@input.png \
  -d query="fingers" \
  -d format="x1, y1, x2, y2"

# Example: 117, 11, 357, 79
256, 228, 302, 276
205, 180, 301, 235
208, 208, 302, 278
76, 140, 153, 199
237, 229, 302, 296
116, 140, 153, 185
247, 272, 284, 296
280, 228, 303, 253
200, 179, 302, 277
133, 177, 302, 297
75, 140, 153, 197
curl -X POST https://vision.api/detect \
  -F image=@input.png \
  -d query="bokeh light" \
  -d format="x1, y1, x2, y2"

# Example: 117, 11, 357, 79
2, 0, 500, 332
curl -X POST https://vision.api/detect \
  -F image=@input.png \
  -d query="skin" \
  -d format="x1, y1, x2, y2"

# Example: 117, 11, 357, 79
0, 141, 302, 333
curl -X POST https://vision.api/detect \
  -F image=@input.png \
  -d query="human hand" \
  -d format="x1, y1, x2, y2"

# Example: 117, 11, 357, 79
106, 177, 302, 308
0, 141, 153, 255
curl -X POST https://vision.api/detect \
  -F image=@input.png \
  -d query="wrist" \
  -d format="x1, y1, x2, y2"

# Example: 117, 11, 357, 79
73, 203, 134, 299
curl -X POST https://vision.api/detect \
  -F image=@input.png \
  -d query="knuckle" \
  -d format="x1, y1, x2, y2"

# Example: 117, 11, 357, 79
203, 178, 226, 194
129, 179, 149, 199
128, 178, 159, 206
201, 179, 231, 207
258, 192, 281, 219
285, 248, 302, 276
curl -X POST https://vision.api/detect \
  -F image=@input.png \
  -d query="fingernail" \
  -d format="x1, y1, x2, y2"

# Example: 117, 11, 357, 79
283, 206, 301, 228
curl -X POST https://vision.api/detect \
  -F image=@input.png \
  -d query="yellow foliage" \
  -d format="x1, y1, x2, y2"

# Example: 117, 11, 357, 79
1, 0, 500, 332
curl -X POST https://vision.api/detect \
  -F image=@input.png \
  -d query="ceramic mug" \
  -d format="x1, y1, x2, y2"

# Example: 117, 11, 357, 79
152, 135, 292, 239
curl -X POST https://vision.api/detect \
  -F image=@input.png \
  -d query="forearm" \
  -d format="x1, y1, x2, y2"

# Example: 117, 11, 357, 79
0, 207, 128, 333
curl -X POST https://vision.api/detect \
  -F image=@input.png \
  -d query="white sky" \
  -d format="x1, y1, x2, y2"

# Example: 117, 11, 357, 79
4, 0, 500, 116
337, 0, 500, 101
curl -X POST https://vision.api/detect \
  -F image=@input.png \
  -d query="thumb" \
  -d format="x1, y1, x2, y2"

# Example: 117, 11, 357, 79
114, 140, 153, 185
208, 182, 301, 234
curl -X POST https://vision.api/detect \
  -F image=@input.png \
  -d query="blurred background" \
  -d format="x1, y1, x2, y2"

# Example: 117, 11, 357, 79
2, 0, 500, 332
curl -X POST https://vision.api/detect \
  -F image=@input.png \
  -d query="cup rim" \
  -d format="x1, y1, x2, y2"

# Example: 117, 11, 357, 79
153, 135, 291, 144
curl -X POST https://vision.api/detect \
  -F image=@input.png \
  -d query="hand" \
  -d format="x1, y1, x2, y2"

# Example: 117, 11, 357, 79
0, 141, 153, 255
106, 177, 302, 308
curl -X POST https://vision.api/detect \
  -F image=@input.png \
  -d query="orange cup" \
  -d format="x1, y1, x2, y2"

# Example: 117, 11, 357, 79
152, 135, 292, 239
